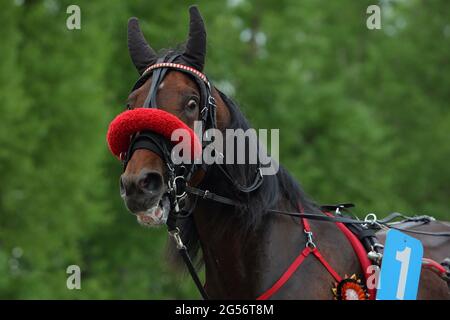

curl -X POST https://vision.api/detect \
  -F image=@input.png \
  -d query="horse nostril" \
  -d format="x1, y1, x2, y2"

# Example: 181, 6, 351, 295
138, 172, 163, 193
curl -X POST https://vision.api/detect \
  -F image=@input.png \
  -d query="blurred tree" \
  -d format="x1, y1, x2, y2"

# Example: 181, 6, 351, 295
0, 0, 448, 299
0, 0, 35, 297
0, 0, 115, 298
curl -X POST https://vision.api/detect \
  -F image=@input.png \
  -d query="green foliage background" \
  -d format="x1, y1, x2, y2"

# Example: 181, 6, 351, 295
0, 0, 448, 298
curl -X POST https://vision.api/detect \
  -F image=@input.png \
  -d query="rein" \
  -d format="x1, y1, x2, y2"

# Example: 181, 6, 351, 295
186, 184, 450, 236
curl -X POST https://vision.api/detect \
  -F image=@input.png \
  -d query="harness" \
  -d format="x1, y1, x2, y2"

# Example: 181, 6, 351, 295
114, 55, 450, 300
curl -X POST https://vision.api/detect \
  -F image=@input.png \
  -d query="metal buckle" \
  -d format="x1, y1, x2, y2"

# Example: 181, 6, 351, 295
208, 95, 216, 107
368, 243, 384, 265
166, 161, 174, 173
363, 213, 378, 228
368, 250, 383, 264
173, 176, 187, 199
304, 230, 316, 249
168, 228, 185, 250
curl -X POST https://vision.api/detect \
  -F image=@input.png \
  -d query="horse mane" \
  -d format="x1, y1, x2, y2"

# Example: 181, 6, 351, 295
166, 80, 320, 271
215, 89, 318, 221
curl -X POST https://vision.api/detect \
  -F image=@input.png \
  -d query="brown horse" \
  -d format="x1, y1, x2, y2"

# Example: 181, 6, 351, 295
117, 6, 450, 299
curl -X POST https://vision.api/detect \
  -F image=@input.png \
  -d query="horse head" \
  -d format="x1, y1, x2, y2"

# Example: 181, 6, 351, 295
110, 6, 230, 227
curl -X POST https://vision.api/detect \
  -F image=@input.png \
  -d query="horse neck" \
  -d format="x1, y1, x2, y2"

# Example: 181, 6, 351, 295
191, 167, 307, 299
190, 167, 363, 299
189, 94, 358, 298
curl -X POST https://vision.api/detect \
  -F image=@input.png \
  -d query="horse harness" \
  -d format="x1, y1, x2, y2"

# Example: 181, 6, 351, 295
122, 56, 450, 300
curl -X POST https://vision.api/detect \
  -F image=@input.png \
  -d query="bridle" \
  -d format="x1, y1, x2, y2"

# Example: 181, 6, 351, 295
123, 53, 264, 199
130, 53, 217, 132
121, 53, 264, 299
124, 54, 217, 207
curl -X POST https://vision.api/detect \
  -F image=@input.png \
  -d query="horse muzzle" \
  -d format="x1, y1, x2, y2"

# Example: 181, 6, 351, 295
120, 170, 170, 227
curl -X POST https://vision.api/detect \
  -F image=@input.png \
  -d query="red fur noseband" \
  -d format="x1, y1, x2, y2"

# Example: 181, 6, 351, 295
106, 108, 202, 161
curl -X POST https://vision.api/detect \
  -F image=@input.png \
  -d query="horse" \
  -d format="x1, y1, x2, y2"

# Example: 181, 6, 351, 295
110, 6, 450, 299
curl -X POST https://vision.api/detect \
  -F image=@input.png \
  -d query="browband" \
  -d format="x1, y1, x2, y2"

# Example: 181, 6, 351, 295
143, 62, 209, 83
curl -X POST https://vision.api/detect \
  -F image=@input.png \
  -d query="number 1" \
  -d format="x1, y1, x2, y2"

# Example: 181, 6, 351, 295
395, 246, 411, 299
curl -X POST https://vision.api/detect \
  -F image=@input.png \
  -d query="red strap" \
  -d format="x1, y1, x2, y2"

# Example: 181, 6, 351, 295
297, 201, 311, 232
258, 203, 345, 300
302, 218, 311, 232
256, 247, 313, 300
312, 248, 342, 282
300, 203, 341, 282
422, 258, 447, 277
323, 211, 376, 299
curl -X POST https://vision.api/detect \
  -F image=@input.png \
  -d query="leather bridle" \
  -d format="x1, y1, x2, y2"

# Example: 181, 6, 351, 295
130, 53, 217, 133
123, 52, 264, 204
122, 54, 264, 299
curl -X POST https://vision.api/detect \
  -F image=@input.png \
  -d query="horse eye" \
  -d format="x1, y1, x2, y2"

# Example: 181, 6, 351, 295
185, 98, 198, 111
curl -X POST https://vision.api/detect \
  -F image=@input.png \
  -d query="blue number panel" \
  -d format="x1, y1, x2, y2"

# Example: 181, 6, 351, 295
377, 229, 423, 300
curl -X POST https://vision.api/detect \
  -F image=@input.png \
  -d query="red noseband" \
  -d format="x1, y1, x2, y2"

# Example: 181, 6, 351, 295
106, 108, 202, 161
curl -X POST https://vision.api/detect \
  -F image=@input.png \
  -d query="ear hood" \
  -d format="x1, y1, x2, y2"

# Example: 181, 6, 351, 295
181, 6, 207, 71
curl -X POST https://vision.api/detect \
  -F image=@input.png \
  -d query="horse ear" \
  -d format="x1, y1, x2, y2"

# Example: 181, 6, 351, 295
127, 17, 157, 75
182, 6, 207, 71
